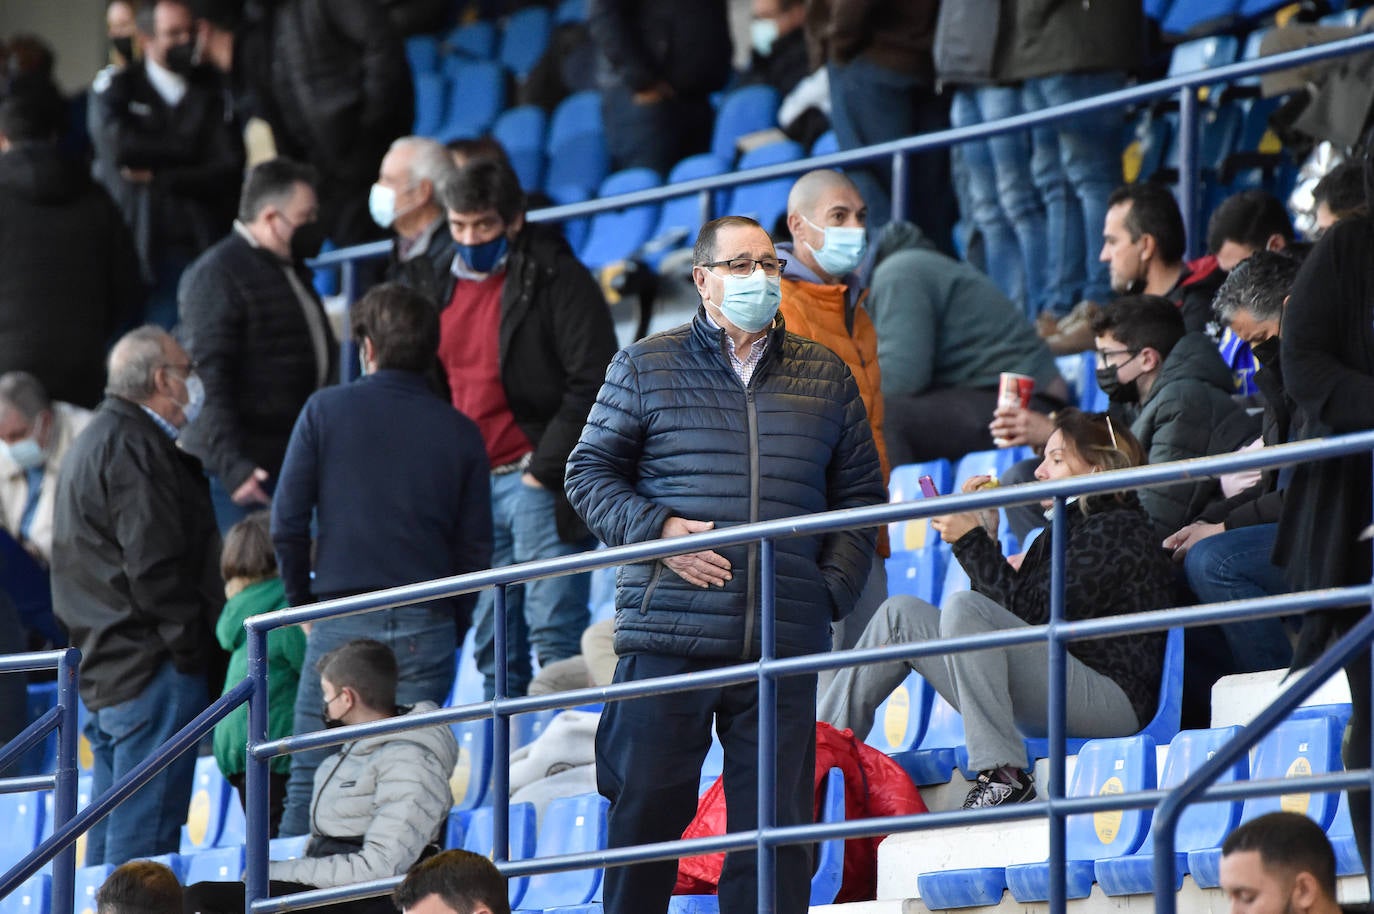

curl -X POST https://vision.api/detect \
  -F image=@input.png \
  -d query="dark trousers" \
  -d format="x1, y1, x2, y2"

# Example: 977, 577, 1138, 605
601, 86, 714, 175
183, 880, 394, 914
884, 386, 1062, 466
1347, 650, 1371, 880
227, 770, 289, 839
595, 653, 817, 914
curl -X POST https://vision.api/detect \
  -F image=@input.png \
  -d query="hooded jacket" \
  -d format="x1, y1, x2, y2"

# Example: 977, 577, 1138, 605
270, 701, 458, 887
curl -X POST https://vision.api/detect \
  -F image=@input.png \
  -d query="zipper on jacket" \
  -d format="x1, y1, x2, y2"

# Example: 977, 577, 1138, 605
639, 562, 663, 615
739, 386, 761, 660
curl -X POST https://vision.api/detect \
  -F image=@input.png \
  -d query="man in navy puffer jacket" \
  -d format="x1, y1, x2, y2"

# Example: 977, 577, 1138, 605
566, 215, 886, 914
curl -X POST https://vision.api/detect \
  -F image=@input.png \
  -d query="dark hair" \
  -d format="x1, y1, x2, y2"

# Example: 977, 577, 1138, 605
394, 849, 511, 914
1206, 189, 1293, 256
96, 860, 183, 914
0, 86, 59, 143
220, 510, 277, 582
446, 136, 515, 172
237, 157, 318, 224
351, 283, 440, 373
439, 158, 525, 225
1212, 249, 1300, 326
316, 639, 397, 712
1221, 812, 1337, 899
1313, 161, 1367, 221
187, 0, 242, 30
1107, 183, 1187, 265
5, 35, 55, 80
693, 215, 766, 265
0, 371, 51, 420
1090, 293, 1187, 360
1052, 408, 1146, 473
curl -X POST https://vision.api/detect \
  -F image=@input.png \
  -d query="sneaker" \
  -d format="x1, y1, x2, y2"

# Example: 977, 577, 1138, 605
961, 768, 1037, 808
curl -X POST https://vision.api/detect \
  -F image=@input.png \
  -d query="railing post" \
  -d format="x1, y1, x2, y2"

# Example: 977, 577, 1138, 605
50, 649, 79, 914
757, 538, 777, 914
890, 153, 908, 224
492, 585, 510, 865
245, 626, 271, 911
1177, 87, 1199, 262
1047, 496, 1068, 914
340, 260, 358, 383
698, 189, 713, 233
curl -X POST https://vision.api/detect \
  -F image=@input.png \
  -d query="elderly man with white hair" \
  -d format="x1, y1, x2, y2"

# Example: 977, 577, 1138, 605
373, 135, 459, 307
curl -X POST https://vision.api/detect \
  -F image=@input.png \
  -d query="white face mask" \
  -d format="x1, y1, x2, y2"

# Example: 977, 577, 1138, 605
2, 413, 49, 470
180, 373, 205, 426
369, 183, 397, 229
750, 18, 779, 56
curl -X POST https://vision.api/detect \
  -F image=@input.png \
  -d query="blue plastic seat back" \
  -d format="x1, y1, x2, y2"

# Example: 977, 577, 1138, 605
406, 35, 440, 75
1145, 0, 1173, 20
810, 768, 847, 906
865, 671, 931, 754
269, 834, 309, 861
184, 845, 246, 883
811, 130, 840, 157
578, 168, 664, 269
512, 708, 561, 749
454, 628, 485, 706
1320, 9, 1362, 26
885, 548, 945, 605
23, 681, 58, 776
518, 793, 610, 910
1239, 0, 1290, 17
1240, 713, 1344, 827
1167, 727, 1248, 851
493, 106, 549, 190
1326, 791, 1365, 876
546, 183, 594, 252
441, 60, 506, 140
939, 556, 971, 606
447, 21, 497, 60
545, 133, 610, 202
1065, 736, 1157, 861
919, 688, 965, 751
557, 0, 587, 24
725, 140, 803, 234
1168, 36, 1240, 78
1161, 0, 1241, 38
952, 447, 1032, 493
462, 802, 537, 909
0, 874, 52, 914
548, 91, 604, 152
702, 728, 725, 781
888, 459, 953, 552
710, 85, 781, 164
413, 72, 448, 138
499, 7, 553, 78
136, 853, 185, 882
74, 865, 113, 914
180, 755, 232, 854
451, 717, 493, 810
644, 154, 730, 265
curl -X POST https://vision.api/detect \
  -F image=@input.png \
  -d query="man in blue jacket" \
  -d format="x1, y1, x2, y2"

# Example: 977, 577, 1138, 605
271, 282, 492, 838
565, 215, 886, 914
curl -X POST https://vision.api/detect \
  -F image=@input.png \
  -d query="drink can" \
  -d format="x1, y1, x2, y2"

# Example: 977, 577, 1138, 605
998, 372, 1035, 409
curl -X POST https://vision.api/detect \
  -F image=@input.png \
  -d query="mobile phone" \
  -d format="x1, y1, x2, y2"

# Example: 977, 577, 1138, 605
918, 475, 939, 498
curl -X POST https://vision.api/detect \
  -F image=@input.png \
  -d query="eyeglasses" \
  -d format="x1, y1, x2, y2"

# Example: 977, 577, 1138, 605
699, 258, 787, 278
1094, 348, 1139, 368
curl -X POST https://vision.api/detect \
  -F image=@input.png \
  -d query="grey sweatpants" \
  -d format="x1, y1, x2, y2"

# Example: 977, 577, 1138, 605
817, 590, 1140, 770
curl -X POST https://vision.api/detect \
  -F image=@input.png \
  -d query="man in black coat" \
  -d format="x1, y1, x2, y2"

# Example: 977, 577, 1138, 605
51, 326, 223, 866
177, 158, 337, 533
0, 93, 144, 409
92, 0, 244, 328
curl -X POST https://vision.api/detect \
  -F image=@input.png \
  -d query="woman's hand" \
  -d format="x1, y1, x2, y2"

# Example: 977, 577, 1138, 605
931, 510, 981, 544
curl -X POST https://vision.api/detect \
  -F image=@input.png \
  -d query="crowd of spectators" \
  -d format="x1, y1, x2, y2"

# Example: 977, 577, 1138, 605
3, 0, 1374, 907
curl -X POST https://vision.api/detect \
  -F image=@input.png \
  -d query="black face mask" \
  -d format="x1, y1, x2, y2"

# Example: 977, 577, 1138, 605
1095, 365, 1140, 405
111, 36, 135, 63
1250, 335, 1280, 367
321, 701, 344, 729
290, 220, 326, 263
164, 41, 195, 75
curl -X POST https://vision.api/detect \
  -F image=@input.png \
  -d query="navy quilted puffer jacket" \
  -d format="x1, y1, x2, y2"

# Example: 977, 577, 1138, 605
565, 310, 886, 661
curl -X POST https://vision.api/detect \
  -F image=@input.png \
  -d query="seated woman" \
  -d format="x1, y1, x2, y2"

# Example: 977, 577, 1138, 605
818, 409, 1174, 808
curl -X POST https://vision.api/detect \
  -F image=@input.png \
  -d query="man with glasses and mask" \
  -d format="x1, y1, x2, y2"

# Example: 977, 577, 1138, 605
178, 158, 336, 534
52, 326, 224, 866
92, 0, 244, 329
566, 215, 886, 914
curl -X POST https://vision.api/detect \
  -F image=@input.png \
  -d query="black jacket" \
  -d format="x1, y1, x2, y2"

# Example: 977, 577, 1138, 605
387, 219, 454, 309
565, 310, 887, 661
0, 142, 143, 408
177, 230, 337, 491
94, 61, 243, 275
51, 398, 223, 710
439, 226, 618, 542
589, 0, 732, 96
806, 0, 939, 80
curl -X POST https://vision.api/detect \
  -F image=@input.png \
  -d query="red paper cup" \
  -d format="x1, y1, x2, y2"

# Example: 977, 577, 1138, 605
998, 372, 1035, 410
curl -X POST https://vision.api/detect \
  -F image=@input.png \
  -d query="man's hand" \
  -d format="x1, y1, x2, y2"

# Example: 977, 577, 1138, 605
231, 467, 272, 507
520, 472, 544, 489
1162, 521, 1224, 561
989, 404, 1053, 449
632, 82, 674, 105
660, 516, 732, 588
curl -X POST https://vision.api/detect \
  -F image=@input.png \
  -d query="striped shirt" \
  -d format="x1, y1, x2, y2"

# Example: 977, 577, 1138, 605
704, 311, 770, 385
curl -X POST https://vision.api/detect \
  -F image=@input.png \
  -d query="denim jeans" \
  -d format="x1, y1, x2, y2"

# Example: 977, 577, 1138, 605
1184, 523, 1294, 674
949, 87, 1050, 318
85, 660, 209, 865
473, 472, 594, 699
828, 56, 956, 247
601, 84, 714, 175
1022, 72, 1127, 310
277, 604, 457, 837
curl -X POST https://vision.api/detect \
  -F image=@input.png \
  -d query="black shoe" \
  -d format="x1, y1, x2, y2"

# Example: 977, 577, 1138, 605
962, 768, 1036, 808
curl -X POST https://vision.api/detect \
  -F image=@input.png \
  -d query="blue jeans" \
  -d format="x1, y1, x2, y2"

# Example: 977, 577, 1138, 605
208, 475, 256, 537
277, 605, 457, 837
474, 473, 593, 699
828, 56, 956, 247
1184, 523, 1293, 674
1022, 72, 1127, 309
601, 85, 714, 175
84, 661, 208, 865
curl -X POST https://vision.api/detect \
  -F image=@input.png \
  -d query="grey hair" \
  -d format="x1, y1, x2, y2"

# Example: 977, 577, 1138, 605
106, 326, 172, 402
0, 372, 50, 421
391, 136, 456, 194
1212, 249, 1301, 326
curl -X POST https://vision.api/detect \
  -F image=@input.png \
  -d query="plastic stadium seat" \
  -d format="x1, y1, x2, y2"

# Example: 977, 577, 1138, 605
702, 730, 724, 781
455, 628, 484, 706
725, 140, 803, 236
136, 853, 186, 881
811, 130, 840, 157
0, 791, 45, 869
492, 106, 549, 192
952, 447, 1033, 492
451, 717, 493, 811
1320, 10, 1363, 26
1078, 350, 1109, 412
578, 168, 663, 269
269, 835, 309, 861
547, 91, 604, 151
406, 35, 440, 75
919, 736, 1156, 908
499, 7, 553, 79
891, 688, 965, 786
1096, 726, 1246, 896
413, 72, 447, 138
1239, 0, 1291, 18
512, 708, 560, 749
1168, 36, 1240, 78
463, 802, 538, 909
709, 85, 780, 164
1145, 0, 1173, 20
885, 548, 945, 605
180, 756, 234, 854
865, 672, 931, 754
940, 556, 972, 605
888, 459, 953, 552
184, 844, 245, 883
0, 874, 51, 914
556, 0, 587, 24
515, 793, 609, 912
23, 681, 58, 776
545, 133, 610, 203
546, 183, 594, 252
1161, 0, 1242, 39
438, 61, 506, 141
1327, 792, 1365, 877
1187, 712, 1345, 887
642, 153, 730, 267
75, 865, 113, 914
447, 21, 497, 60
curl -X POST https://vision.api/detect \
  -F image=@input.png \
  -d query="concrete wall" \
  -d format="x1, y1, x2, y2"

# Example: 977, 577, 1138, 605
1, 0, 108, 95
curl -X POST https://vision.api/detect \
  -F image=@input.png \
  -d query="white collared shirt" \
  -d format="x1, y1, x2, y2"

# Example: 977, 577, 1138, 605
144, 56, 188, 108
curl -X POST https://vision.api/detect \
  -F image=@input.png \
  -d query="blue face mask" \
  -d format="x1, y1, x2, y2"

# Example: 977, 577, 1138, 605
454, 234, 509, 275
718, 268, 781, 333
750, 19, 779, 56
804, 215, 867, 278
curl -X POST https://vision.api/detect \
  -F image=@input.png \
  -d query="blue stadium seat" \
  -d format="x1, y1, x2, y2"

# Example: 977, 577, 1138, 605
1145, 0, 1173, 20
184, 844, 245, 883
939, 555, 972, 605
405, 35, 440, 75
23, 681, 58, 776
952, 447, 1033, 492
702, 729, 724, 781
1168, 36, 1240, 79
865, 672, 931, 755
885, 548, 945, 605
556, 0, 587, 24
463, 802, 538, 909
811, 130, 840, 157
413, 72, 447, 138
642, 154, 730, 267
1187, 712, 1345, 888
1320, 9, 1363, 26
888, 460, 953, 552
452, 717, 494, 811
512, 708, 561, 749
725, 140, 804, 236
1238, 0, 1290, 19
269, 834, 310, 861
710, 86, 781, 164
447, 21, 497, 60
136, 853, 186, 882
548, 91, 604, 151
1079, 350, 1109, 412
1327, 791, 1365, 877
546, 184, 594, 253
0, 791, 45, 870
493, 106, 549, 192
0, 874, 51, 914
515, 793, 609, 912
1130, 111, 1174, 183
891, 688, 965, 786
74, 865, 113, 914
1161, 0, 1242, 39
40, 774, 93, 869
499, 7, 553, 79
439, 61, 506, 141
578, 168, 664, 269
1096, 726, 1246, 896
455, 628, 484, 705
180, 756, 234, 854
545, 131, 610, 203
